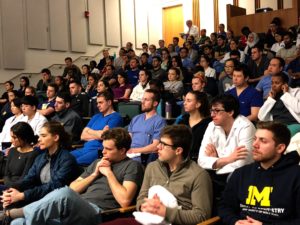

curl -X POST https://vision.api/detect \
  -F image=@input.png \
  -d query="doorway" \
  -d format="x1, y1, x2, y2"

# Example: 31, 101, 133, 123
163, 5, 184, 46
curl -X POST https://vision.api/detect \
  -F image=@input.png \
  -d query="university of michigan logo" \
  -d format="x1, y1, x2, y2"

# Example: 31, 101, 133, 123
246, 186, 273, 207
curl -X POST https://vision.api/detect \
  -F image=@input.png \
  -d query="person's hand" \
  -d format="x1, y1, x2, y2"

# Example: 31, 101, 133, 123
205, 144, 218, 157
141, 194, 166, 217
1, 188, 24, 208
235, 216, 262, 225
228, 146, 248, 163
282, 83, 289, 93
91, 157, 110, 177
99, 157, 112, 177
268, 89, 276, 99
245, 216, 263, 225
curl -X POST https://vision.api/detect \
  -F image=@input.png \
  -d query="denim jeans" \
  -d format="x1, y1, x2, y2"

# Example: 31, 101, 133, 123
10, 186, 101, 225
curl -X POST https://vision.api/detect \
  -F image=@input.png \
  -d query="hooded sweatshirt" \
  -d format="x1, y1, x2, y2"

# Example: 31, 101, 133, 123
218, 151, 300, 225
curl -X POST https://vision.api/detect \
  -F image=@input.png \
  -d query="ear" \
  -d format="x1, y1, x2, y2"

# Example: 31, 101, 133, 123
120, 148, 127, 156
53, 134, 59, 143
175, 147, 184, 156
276, 143, 286, 155
153, 100, 159, 107
228, 110, 234, 117
196, 102, 201, 109
65, 102, 70, 108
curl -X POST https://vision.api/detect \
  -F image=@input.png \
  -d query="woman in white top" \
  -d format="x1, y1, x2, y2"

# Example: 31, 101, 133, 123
270, 31, 285, 54
130, 69, 151, 101
0, 98, 25, 150
200, 55, 216, 79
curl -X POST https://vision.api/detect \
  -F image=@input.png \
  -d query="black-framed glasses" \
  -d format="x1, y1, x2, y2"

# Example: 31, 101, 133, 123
210, 109, 226, 115
159, 140, 175, 148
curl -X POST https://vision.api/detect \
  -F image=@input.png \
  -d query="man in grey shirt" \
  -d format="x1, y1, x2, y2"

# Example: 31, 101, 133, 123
8, 128, 144, 225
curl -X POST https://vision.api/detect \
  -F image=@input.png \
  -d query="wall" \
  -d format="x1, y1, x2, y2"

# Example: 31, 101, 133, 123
237, 0, 255, 15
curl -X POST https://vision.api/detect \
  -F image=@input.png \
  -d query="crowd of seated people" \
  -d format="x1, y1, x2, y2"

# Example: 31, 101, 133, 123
0, 16, 300, 225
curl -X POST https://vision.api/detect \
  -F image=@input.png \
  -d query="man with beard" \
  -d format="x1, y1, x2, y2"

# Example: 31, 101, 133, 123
276, 32, 298, 65
219, 121, 300, 225
51, 92, 83, 143
126, 89, 166, 164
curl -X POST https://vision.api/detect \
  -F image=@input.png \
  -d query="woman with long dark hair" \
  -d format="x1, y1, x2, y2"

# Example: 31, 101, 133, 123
3, 122, 40, 186
2, 121, 80, 211
179, 91, 211, 160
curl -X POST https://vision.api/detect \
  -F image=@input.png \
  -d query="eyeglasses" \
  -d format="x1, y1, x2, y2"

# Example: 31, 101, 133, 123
210, 109, 226, 114
159, 140, 175, 148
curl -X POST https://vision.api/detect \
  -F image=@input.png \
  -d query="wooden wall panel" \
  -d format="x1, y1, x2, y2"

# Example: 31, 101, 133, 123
69, 0, 87, 52
1, 0, 25, 69
26, 0, 48, 49
49, 0, 69, 51
88, 0, 105, 45
105, 0, 121, 47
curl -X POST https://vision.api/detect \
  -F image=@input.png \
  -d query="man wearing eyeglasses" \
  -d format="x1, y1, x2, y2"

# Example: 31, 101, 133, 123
136, 125, 213, 225
198, 94, 255, 210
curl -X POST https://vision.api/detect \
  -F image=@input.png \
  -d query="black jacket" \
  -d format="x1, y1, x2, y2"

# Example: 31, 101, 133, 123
218, 151, 300, 225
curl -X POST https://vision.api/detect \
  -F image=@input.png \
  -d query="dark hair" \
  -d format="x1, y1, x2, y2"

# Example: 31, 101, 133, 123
41, 68, 51, 75
284, 31, 295, 40
179, 47, 188, 52
252, 44, 263, 52
90, 60, 97, 68
171, 55, 183, 68
168, 67, 180, 78
256, 121, 291, 149
187, 91, 210, 117
20, 76, 30, 87
217, 35, 226, 40
12, 98, 22, 108
42, 121, 71, 149
272, 72, 289, 84
144, 88, 161, 104
82, 64, 91, 71
87, 73, 98, 83
173, 37, 179, 42
234, 63, 250, 78
211, 94, 240, 118
141, 52, 149, 58
48, 83, 59, 93
21, 95, 39, 108
152, 56, 162, 62
139, 69, 152, 82
56, 92, 71, 103
25, 86, 36, 96
69, 80, 82, 87
65, 57, 72, 62
149, 79, 164, 93
8, 90, 20, 98
11, 122, 38, 145
160, 125, 192, 159
230, 50, 241, 58
117, 71, 129, 84
272, 57, 285, 69
200, 55, 210, 63
5, 81, 14, 87
225, 58, 239, 68
102, 128, 131, 151
142, 43, 148, 47
97, 90, 114, 102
